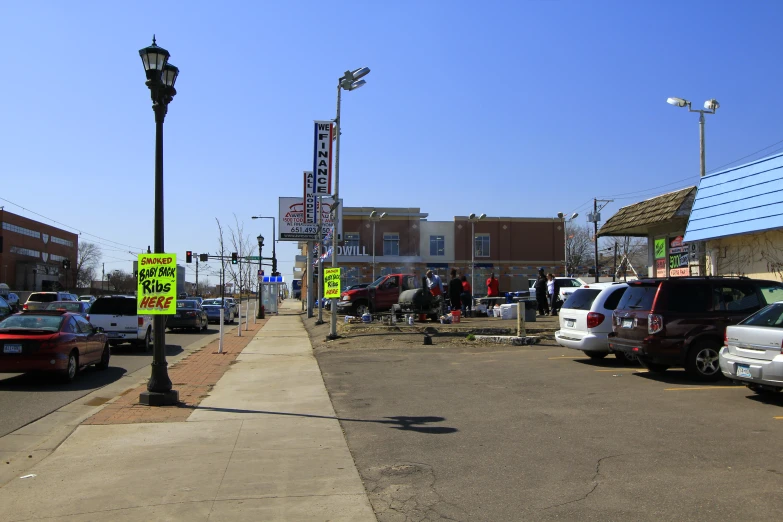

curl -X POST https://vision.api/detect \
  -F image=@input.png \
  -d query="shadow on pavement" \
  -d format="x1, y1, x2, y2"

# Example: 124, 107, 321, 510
0, 366, 128, 392
110, 344, 184, 357
574, 357, 633, 368
745, 391, 783, 407
632, 370, 737, 387
185, 406, 458, 434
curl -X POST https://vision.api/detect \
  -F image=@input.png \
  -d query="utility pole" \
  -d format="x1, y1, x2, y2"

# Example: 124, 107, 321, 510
102, 263, 105, 293
316, 196, 325, 325
195, 255, 199, 295
588, 198, 614, 283
613, 242, 618, 283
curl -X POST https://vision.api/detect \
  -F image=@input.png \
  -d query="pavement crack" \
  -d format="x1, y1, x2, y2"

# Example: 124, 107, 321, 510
542, 453, 623, 511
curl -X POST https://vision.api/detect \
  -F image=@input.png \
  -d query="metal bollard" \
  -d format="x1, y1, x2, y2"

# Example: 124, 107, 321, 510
517, 301, 526, 338
218, 308, 224, 354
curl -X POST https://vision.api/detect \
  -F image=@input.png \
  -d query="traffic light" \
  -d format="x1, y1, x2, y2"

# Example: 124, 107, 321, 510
231, 252, 238, 264
199, 253, 208, 262
186, 251, 193, 263
62, 259, 70, 270
272, 257, 277, 275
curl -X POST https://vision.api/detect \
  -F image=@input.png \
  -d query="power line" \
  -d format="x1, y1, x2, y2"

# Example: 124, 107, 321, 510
0, 196, 146, 251
706, 138, 783, 174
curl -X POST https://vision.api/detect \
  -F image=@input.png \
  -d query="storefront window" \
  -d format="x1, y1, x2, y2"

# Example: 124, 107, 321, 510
384, 233, 399, 256
345, 233, 360, 249
475, 234, 490, 257
430, 235, 445, 256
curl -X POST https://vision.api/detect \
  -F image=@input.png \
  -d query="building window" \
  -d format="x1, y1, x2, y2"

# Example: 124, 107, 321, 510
475, 234, 490, 257
2, 222, 41, 239
9, 246, 40, 258
345, 233, 360, 249
51, 236, 74, 248
430, 235, 445, 256
50, 254, 67, 262
383, 233, 399, 256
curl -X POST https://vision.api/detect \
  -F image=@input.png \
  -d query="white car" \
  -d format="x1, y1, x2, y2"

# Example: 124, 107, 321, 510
555, 283, 629, 360
720, 301, 783, 395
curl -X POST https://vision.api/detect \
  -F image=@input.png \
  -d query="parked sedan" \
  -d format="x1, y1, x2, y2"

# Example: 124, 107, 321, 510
555, 283, 629, 360
0, 310, 110, 382
202, 299, 235, 324
44, 301, 91, 319
720, 302, 783, 395
166, 300, 209, 331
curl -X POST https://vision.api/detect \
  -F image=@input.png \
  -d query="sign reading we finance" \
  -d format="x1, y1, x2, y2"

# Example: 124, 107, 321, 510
137, 254, 177, 314
312, 120, 333, 195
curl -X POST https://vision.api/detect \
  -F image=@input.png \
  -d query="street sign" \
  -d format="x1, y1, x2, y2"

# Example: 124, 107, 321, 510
246, 256, 260, 261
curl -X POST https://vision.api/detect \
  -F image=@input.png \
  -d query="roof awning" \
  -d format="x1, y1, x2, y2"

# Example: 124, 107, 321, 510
598, 187, 696, 237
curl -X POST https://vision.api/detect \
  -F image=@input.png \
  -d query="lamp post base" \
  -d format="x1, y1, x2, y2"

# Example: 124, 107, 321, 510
326, 333, 341, 341
139, 390, 179, 406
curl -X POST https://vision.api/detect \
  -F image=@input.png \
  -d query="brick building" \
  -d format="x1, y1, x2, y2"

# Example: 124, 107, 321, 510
298, 207, 565, 298
0, 209, 79, 291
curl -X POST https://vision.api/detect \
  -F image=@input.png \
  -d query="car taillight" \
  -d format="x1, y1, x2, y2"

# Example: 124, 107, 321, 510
724, 331, 728, 346
138, 317, 144, 327
586, 312, 604, 329
85, 314, 90, 322
185, 311, 196, 317
648, 314, 664, 334
23, 304, 28, 310
40, 340, 58, 350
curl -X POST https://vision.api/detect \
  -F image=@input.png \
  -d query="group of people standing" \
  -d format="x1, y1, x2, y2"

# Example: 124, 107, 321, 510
534, 268, 560, 316
426, 270, 501, 317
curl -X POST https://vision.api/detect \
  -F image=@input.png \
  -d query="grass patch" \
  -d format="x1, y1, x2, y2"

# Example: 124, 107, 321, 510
466, 333, 476, 341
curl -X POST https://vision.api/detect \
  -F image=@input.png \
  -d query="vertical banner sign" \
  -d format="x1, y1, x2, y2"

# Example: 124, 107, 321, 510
313, 121, 333, 195
323, 267, 341, 299
137, 254, 177, 314
303, 171, 316, 224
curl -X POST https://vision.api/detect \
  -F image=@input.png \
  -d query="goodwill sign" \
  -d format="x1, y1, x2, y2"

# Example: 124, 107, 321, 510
137, 254, 177, 314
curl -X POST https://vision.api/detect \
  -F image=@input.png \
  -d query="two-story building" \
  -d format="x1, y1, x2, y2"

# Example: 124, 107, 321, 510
297, 206, 565, 299
0, 209, 79, 291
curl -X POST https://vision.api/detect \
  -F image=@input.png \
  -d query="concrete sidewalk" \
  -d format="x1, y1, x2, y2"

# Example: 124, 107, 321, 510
0, 300, 376, 521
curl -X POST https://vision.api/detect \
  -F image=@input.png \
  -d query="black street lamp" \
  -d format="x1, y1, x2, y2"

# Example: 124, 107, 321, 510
138, 36, 179, 406
257, 234, 264, 319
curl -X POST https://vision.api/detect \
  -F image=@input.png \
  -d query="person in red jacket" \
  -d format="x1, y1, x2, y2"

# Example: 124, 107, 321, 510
460, 275, 472, 316
486, 273, 500, 297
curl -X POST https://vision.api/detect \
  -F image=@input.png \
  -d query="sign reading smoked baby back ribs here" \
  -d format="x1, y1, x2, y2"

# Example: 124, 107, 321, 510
137, 254, 177, 314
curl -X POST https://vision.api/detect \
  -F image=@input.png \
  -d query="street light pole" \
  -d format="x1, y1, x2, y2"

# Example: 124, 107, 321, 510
369, 211, 386, 282
251, 216, 277, 317
666, 97, 719, 177
256, 234, 264, 318
467, 213, 486, 295
138, 36, 179, 406
329, 66, 370, 340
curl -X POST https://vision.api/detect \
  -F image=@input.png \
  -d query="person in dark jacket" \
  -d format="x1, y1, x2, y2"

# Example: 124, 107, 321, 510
534, 268, 550, 316
448, 269, 463, 312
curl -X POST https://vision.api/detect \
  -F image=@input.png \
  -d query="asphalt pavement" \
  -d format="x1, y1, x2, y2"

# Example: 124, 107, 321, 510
0, 327, 229, 438
315, 337, 783, 521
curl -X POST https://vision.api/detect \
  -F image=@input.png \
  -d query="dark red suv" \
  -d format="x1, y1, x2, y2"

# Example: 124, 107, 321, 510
608, 277, 783, 381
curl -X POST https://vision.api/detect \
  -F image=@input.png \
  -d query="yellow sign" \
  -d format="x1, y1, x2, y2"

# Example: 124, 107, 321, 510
137, 254, 177, 315
324, 267, 341, 299
654, 238, 666, 259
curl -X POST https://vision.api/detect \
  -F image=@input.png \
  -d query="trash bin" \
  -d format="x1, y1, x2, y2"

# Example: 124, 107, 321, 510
524, 299, 536, 322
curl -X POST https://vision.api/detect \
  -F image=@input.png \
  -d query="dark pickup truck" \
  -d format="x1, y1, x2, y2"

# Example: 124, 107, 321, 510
336, 274, 419, 316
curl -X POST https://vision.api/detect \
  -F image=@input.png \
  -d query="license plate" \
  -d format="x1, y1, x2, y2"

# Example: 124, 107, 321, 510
622, 319, 634, 328
107, 332, 120, 338
565, 319, 575, 327
3, 344, 22, 354
737, 365, 752, 378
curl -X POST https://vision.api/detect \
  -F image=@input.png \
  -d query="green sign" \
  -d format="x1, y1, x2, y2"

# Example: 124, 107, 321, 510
245, 256, 261, 261
654, 238, 666, 259
324, 268, 341, 299
137, 254, 177, 314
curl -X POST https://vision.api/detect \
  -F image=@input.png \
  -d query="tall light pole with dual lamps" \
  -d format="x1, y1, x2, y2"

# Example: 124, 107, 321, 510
369, 210, 386, 282
251, 216, 276, 318
557, 212, 578, 276
666, 97, 720, 178
329, 66, 370, 340
138, 37, 180, 406
467, 213, 486, 296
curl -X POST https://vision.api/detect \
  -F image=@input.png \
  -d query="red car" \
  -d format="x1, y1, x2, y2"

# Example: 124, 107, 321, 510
0, 310, 110, 382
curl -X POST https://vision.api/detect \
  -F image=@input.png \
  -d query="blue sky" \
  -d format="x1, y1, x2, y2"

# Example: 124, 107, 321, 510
2, 1, 783, 285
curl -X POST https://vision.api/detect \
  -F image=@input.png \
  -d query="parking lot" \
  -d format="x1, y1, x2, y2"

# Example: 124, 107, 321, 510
308, 321, 783, 521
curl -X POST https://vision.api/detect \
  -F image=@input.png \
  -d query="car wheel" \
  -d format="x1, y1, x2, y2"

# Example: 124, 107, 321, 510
96, 343, 110, 370
639, 359, 669, 373
353, 302, 369, 316
140, 328, 152, 352
613, 351, 638, 365
583, 351, 608, 360
686, 340, 723, 381
61, 351, 78, 383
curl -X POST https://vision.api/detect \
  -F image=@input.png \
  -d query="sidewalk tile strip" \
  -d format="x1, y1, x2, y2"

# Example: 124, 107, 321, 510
83, 318, 268, 425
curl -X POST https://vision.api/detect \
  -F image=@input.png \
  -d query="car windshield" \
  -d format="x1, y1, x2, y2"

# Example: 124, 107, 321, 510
177, 301, 197, 309
202, 299, 219, 305
368, 276, 387, 289
759, 284, 783, 306
562, 289, 601, 310
28, 293, 58, 303
0, 315, 64, 331
44, 302, 82, 312
739, 303, 783, 327
616, 283, 658, 310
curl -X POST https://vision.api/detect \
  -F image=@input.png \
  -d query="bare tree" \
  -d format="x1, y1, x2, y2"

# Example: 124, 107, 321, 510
226, 214, 258, 295
106, 269, 136, 293
566, 223, 594, 275
75, 242, 101, 289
